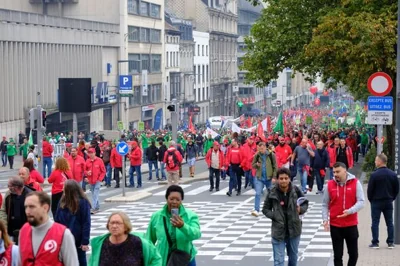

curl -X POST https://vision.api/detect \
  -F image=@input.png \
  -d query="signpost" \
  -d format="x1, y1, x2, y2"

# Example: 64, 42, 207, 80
367, 73, 393, 155
119, 75, 133, 96
138, 121, 145, 131
117, 142, 129, 197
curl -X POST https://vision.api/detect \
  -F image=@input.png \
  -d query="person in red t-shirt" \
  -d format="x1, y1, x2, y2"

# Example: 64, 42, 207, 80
48, 157, 72, 216
225, 139, 243, 196
275, 136, 293, 168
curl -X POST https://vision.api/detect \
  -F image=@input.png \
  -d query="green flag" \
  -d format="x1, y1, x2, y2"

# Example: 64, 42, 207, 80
273, 112, 284, 135
28, 129, 34, 146
355, 112, 362, 128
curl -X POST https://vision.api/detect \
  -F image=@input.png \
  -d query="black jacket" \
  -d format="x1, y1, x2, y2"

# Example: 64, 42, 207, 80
158, 144, 167, 162
310, 148, 330, 170
368, 167, 399, 201
0, 141, 8, 153
262, 184, 308, 241
146, 145, 159, 161
5, 186, 32, 235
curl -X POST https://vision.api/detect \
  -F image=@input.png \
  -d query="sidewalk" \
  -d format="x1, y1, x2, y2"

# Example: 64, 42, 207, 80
330, 172, 400, 266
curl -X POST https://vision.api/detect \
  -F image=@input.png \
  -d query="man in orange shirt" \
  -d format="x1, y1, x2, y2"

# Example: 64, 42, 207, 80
67, 148, 86, 187
85, 148, 106, 214
275, 136, 292, 168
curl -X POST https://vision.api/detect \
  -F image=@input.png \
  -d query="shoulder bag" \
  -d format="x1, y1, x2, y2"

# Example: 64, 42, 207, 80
163, 217, 192, 266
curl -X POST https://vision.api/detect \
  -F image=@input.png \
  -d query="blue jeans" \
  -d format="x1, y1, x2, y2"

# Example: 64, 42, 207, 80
188, 258, 196, 266
148, 160, 159, 179
159, 162, 166, 179
297, 167, 308, 192
329, 167, 334, 180
129, 165, 142, 186
371, 200, 394, 245
143, 148, 148, 163
254, 177, 271, 212
89, 181, 101, 210
1, 152, 7, 166
272, 236, 300, 266
314, 170, 324, 192
228, 166, 238, 193
244, 170, 254, 188
77, 247, 87, 266
43, 157, 53, 178
105, 163, 112, 185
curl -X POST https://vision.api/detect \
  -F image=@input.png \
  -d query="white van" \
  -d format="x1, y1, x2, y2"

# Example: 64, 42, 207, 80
207, 116, 233, 129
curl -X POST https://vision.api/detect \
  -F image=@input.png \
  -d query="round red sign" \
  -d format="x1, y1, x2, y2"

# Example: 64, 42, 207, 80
367, 72, 393, 96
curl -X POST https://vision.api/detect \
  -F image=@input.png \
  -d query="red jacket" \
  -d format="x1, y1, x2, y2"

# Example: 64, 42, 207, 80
110, 148, 123, 168
20, 222, 66, 266
42, 141, 53, 157
275, 144, 292, 168
129, 147, 142, 166
327, 178, 358, 227
346, 137, 357, 152
336, 146, 354, 169
25, 177, 43, 192
30, 169, 44, 183
241, 142, 257, 171
67, 155, 86, 182
85, 157, 106, 184
225, 146, 243, 167
205, 148, 224, 170
163, 147, 183, 171
48, 169, 72, 194
327, 144, 338, 167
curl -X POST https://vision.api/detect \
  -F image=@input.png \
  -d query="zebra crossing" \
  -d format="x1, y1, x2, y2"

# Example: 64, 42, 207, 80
88, 199, 332, 261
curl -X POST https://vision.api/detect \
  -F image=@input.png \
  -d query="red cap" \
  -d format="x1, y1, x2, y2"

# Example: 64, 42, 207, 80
223, 139, 229, 143
285, 137, 291, 141
65, 143, 72, 148
132, 141, 138, 147
213, 141, 220, 147
88, 148, 95, 153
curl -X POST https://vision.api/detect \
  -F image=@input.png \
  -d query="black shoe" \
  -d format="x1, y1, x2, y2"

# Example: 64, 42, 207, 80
209, 188, 214, 192
226, 192, 232, 197
156, 178, 160, 181
236, 192, 241, 196
369, 243, 379, 249
114, 185, 120, 188
216, 188, 219, 191
137, 185, 142, 188
148, 177, 152, 181
128, 185, 135, 188
106, 185, 111, 188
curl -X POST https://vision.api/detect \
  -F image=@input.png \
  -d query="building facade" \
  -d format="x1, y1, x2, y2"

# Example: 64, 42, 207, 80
0, 0, 122, 138
193, 30, 210, 123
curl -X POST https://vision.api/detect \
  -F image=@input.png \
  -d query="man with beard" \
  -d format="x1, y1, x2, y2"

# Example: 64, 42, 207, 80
275, 136, 293, 168
19, 191, 78, 265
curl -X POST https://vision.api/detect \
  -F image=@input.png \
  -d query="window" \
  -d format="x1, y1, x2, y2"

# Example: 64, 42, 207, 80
202, 45, 204, 56
193, 66, 197, 84
206, 65, 208, 82
207, 87, 209, 99
171, 52, 174, 67
140, 28, 150, 42
153, 84, 162, 101
198, 87, 201, 101
150, 29, 161, 43
150, 4, 161, 18
198, 45, 200, 56
127, 0, 138, 14
128, 53, 140, 73
202, 65, 205, 82
198, 65, 201, 83
127, 26, 139, 41
166, 52, 169, 67
140, 1, 149, 16
202, 87, 205, 100
206, 45, 208, 56
141, 54, 150, 71
151, 54, 161, 72
286, 72, 292, 95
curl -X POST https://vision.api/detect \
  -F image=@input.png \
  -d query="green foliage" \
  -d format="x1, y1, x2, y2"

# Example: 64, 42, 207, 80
243, 0, 397, 99
362, 145, 376, 173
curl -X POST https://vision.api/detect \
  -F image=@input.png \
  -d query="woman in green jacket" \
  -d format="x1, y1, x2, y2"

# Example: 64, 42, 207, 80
6, 139, 17, 169
89, 212, 162, 266
146, 185, 201, 266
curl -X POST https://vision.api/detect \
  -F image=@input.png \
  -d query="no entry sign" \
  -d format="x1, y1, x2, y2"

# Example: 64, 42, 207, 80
367, 72, 393, 96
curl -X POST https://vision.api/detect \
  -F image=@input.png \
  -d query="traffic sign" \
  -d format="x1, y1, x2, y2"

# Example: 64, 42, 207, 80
367, 111, 393, 125
367, 96, 393, 111
117, 142, 129, 156
367, 72, 393, 96
119, 75, 133, 94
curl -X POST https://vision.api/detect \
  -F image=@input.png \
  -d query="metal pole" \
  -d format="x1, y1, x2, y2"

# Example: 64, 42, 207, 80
117, 62, 121, 122
394, 0, 400, 244
122, 155, 126, 197
36, 92, 44, 176
72, 113, 78, 148
376, 125, 383, 154
171, 98, 178, 142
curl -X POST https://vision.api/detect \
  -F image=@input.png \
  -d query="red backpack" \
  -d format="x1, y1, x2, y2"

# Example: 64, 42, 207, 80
167, 151, 179, 168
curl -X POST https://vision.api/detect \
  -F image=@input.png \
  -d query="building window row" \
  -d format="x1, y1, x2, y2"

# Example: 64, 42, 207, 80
166, 51, 179, 68
167, 35, 179, 43
128, 53, 161, 73
127, 26, 161, 43
195, 44, 209, 56
128, 0, 161, 18
128, 84, 162, 106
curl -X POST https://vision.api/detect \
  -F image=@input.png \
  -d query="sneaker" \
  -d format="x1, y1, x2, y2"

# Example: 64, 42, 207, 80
369, 243, 379, 249
216, 188, 219, 191
128, 184, 135, 188
209, 187, 214, 192
251, 210, 259, 217
114, 185, 120, 188
226, 192, 232, 197
90, 209, 95, 214
388, 243, 395, 249
236, 192, 241, 196
136, 185, 142, 188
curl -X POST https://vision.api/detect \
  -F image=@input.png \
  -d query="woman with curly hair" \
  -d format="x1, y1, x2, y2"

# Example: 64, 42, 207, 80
48, 157, 73, 216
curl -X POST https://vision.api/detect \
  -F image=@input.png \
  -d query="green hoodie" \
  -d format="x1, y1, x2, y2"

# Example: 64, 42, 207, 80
89, 232, 162, 266
6, 143, 17, 157
146, 204, 201, 266
20, 143, 29, 158
141, 134, 149, 149
203, 138, 214, 154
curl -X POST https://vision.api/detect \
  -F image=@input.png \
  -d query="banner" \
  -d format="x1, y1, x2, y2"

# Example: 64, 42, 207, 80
232, 123, 256, 133
206, 127, 219, 138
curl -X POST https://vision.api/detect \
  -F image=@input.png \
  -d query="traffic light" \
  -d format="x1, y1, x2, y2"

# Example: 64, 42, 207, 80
167, 104, 176, 112
42, 110, 47, 128
237, 101, 243, 108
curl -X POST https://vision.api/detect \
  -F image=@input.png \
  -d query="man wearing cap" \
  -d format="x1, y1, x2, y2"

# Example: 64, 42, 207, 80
85, 148, 106, 214
275, 136, 293, 169
205, 141, 224, 192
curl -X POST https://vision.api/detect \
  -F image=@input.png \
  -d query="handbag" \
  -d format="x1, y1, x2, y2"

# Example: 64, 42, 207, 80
163, 217, 192, 266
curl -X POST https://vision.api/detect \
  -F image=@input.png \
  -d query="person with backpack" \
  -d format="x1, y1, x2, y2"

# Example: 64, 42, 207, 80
129, 141, 143, 188
262, 167, 309, 266
163, 141, 183, 186
251, 142, 277, 217
18, 167, 42, 192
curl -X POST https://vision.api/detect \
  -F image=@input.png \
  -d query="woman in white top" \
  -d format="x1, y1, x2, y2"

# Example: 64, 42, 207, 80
26, 145, 38, 169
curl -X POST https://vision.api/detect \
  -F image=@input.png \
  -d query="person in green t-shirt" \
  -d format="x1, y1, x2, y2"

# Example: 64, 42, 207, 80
6, 139, 17, 169
140, 133, 150, 163
360, 131, 369, 157
203, 134, 214, 154
19, 138, 29, 161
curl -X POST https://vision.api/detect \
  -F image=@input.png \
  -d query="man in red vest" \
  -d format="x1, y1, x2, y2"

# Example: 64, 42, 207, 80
19, 191, 78, 265
322, 162, 365, 266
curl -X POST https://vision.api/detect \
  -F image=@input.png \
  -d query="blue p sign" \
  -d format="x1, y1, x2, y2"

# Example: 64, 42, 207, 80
119, 75, 132, 90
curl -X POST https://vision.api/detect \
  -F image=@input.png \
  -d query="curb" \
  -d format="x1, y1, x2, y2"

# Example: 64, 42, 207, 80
104, 191, 153, 203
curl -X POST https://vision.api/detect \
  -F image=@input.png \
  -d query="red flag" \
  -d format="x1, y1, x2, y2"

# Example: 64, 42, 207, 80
257, 121, 267, 142
189, 115, 196, 133
246, 117, 252, 128
267, 116, 272, 133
